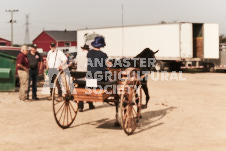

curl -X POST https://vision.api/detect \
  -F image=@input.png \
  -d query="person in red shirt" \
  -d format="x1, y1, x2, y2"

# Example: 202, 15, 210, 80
16, 45, 29, 102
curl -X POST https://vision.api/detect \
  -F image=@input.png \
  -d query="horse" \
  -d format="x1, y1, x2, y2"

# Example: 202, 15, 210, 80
110, 48, 159, 108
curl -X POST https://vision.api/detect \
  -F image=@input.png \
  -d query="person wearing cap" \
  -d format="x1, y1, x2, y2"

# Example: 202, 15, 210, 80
74, 44, 90, 71
73, 44, 93, 111
46, 42, 67, 100
27, 44, 43, 100
16, 45, 29, 102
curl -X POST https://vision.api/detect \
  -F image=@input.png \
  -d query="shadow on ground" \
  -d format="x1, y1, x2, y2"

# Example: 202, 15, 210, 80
70, 106, 176, 134
134, 106, 176, 135
82, 103, 112, 112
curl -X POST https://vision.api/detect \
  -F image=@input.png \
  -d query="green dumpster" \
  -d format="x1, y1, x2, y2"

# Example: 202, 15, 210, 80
0, 52, 17, 91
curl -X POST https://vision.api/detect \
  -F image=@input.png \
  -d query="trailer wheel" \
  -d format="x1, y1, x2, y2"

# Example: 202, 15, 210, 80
169, 62, 182, 72
203, 63, 215, 72
155, 61, 164, 71
209, 64, 216, 72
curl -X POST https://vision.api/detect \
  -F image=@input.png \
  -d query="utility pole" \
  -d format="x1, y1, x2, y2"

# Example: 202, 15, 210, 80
24, 14, 30, 45
121, 5, 124, 57
5, 9, 18, 46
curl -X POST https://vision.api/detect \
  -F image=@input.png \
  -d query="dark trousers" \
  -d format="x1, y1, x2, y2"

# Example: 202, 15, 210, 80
78, 101, 94, 109
27, 69, 38, 99
48, 68, 62, 96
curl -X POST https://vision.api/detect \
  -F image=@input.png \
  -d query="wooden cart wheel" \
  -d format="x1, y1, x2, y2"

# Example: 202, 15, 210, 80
120, 69, 142, 135
52, 70, 78, 129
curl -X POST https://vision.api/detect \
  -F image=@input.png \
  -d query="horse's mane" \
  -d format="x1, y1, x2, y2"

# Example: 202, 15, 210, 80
135, 48, 155, 59
111, 48, 156, 70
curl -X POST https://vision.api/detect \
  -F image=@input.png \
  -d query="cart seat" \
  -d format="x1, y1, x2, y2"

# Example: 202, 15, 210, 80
70, 71, 87, 79
74, 78, 117, 87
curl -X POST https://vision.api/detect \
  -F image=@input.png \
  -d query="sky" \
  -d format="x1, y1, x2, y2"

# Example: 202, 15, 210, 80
1, 0, 226, 45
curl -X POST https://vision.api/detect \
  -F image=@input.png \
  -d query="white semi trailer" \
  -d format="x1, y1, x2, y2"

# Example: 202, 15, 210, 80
77, 22, 219, 71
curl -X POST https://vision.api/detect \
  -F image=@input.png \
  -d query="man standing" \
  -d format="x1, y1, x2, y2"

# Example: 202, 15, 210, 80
74, 44, 95, 112
27, 44, 43, 100
46, 42, 67, 100
16, 45, 29, 102
75, 44, 89, 71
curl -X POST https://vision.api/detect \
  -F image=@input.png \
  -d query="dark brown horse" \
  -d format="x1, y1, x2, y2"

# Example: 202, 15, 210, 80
110, 48, 159, 108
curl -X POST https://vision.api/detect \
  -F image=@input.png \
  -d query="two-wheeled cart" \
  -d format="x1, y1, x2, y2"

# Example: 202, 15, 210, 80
52, 67, 144, 135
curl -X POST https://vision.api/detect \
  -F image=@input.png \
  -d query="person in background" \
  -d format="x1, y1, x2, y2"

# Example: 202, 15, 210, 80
87, 36, 112, 72
27, 44, 43, 100
85, 37, 112, 109
66, 53, 70, 64
75, 44, 89, 71
74, 44, 93, 112
16, 45, 29, 102
46, 42, 67, 100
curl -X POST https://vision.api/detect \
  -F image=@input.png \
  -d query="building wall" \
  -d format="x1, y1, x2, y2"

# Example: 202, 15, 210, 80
33, 31, 77, 52
0, 38, 11, 46
33, 32, 56, 52
58, 42, 66, 47
58, 41, 77, 47
71, 41, 77, 46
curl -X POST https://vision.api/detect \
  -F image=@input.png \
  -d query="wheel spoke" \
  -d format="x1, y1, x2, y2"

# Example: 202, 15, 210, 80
123, 98, 129, 104
68, 102, 73, 120
131, 116, 136, 132
135, 96, 139, 101
54, 99, 64, 105
56, 101, 65, 115
63, 104, 67, 126
123, 109, 128, 121
131, 107, 138, 126
132, 106, 137, 116
122, 106, 127, 112
127, 110, 132, 133
124, 113, 128, 129
69, 101, 77, 114
66, 104, 69, 126
59, 104, 66, 122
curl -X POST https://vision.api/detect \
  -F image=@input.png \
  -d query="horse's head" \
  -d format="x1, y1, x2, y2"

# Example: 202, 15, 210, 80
135, 48, 159, 70
110, 48, 159, 70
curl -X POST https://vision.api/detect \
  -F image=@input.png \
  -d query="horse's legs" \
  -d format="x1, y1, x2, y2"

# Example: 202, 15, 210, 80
114, 101, 120, 127
142, 82, 150, 107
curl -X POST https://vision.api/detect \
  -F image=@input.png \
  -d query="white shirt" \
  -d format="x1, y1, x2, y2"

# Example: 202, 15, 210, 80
47, 49, 67, 68
74, 50, 88, 71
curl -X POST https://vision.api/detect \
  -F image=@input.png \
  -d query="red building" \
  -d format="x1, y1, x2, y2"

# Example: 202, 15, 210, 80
0, 38, 11, 46
33, 30, 77, 52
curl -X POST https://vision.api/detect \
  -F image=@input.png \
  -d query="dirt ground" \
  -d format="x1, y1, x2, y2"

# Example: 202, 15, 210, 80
0, 72, 226, 151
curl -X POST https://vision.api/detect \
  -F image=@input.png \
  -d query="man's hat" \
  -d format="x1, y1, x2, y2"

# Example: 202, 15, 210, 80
31, 44, 37, 48
81, 44, 90, 50
50, 42, 56, 47
91, 36, 106, 48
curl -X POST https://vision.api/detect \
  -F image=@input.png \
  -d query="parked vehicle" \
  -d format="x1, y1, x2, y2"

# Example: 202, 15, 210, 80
203, 50, 226, 72
0, 46, 20, 56
77, 22, 221, 71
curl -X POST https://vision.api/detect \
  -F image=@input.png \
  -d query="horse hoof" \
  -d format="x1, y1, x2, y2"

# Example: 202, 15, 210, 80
141, 104, 147, 109
114, 122, 120, 127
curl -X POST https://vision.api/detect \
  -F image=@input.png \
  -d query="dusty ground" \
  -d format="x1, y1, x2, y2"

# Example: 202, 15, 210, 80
0, 72, 226, 151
